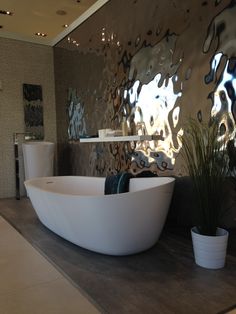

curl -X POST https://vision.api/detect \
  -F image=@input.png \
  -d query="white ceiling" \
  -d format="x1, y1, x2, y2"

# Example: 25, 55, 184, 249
0, 0, 109, 46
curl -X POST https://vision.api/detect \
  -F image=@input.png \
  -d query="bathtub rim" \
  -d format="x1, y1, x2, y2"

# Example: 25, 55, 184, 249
24, 176, 175, 199
22, 141, 55, 146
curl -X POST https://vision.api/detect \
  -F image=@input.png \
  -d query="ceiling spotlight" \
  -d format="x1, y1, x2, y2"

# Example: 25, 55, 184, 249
35, 32, 47, 37
0, 10, 13, 15
63, 24, 69, 28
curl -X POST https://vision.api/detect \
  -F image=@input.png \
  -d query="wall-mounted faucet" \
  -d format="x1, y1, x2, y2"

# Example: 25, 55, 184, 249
13, 132, 35, 145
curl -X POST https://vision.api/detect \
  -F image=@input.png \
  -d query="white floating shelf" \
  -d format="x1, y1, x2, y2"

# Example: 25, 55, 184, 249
80, 135, 161, 143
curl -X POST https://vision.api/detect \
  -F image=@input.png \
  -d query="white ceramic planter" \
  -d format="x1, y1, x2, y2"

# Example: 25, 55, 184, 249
191, 227, 229, 269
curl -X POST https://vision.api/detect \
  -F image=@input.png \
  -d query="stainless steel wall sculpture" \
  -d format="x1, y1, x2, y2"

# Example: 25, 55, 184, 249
54, 0, 236, 176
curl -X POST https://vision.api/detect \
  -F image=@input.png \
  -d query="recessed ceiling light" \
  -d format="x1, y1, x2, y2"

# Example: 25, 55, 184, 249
35, 32, 47, 37
56, 10, 67, 15
77, 0, 81, 3
0, 10, 13, 15
0, 25, 3, 29
63, 24, 69, 28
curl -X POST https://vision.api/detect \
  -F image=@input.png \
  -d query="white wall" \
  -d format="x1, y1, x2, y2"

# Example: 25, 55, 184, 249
0, 37, 57, 198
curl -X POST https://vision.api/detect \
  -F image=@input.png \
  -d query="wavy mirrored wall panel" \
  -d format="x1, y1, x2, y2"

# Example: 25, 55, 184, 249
204, 2, 236, 143
67, 88, 87, 140
54, 0, 236, 176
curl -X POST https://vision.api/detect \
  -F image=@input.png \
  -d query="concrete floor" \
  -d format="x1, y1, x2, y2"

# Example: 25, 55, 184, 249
0, 197, 235, 314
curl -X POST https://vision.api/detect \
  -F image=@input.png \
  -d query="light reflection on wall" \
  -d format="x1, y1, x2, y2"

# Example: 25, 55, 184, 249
204, 2, 236, 145
125, 73, 183, 166
67, 88, 87, 140
116, 33, 184, 169
209, 53, 236, 142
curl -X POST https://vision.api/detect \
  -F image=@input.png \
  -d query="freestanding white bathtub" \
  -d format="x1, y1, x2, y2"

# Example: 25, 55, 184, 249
24, 176, 175, 255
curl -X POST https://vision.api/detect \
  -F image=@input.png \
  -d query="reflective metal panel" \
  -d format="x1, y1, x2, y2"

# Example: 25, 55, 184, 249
54, 0, 235, 176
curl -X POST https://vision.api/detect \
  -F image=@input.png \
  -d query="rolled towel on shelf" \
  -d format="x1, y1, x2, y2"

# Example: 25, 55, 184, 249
104, 171, 158, 195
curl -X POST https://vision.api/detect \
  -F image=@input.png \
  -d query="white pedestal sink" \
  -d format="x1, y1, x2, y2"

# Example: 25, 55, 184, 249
22, 141, 55, 180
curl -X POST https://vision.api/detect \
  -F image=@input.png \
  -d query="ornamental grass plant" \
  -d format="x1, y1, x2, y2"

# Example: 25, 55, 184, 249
180, 119, 229, 236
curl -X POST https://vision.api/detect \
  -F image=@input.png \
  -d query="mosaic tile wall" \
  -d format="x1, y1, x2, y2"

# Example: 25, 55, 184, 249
54, 0, 236, 177
0, 37, 57, 198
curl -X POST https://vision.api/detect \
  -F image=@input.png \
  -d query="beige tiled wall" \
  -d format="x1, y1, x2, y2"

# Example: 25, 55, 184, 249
0, 37, 57, 198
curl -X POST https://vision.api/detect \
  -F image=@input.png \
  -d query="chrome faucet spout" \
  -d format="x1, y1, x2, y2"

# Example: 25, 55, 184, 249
13, 132, 35, 144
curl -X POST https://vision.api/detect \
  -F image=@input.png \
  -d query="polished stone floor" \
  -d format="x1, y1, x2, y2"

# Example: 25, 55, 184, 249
0, 215, 100, 314
0, 197, 235, 314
